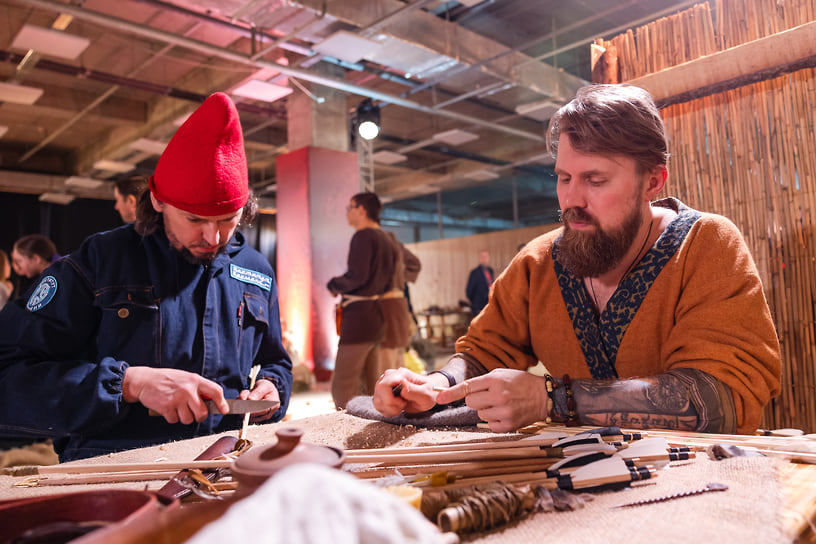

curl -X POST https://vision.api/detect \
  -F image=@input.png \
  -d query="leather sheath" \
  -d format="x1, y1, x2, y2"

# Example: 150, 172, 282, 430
155, 435, 238, 505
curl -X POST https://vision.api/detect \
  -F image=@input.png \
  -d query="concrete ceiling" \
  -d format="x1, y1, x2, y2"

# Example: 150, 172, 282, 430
0, 0, 700, 224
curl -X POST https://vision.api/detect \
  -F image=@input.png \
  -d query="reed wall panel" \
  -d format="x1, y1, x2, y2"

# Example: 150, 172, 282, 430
597, 0, 816, 431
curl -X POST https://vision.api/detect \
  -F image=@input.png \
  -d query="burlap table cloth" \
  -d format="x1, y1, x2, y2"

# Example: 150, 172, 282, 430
0, 412, 794, 543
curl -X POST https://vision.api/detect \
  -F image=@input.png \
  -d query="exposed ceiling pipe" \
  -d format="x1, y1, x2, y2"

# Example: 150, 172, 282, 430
520, 0, 702, 67
0, 51, 287, 120
135, 0, 523, 122
401, 1, 637, 99
15, 15, 214, 164
358, 0, 435, 37
0, 49, 526, 177
19, 0, 544, 143
133, 0, 313, 57
250, 1, 327, 61
261, 0, 427, 86
135, 0, 518, 127
19, 81, 120, 164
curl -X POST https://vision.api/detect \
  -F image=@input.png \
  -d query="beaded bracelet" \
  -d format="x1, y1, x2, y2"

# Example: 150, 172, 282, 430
543, 374, 557, 424
562, 373, 580, 427
542, 373, 580, 426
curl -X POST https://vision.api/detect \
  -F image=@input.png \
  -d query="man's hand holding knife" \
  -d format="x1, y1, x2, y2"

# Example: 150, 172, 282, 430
123, 366, 279, 424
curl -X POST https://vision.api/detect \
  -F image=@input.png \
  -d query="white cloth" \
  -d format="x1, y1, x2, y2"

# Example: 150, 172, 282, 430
186, 463, 458, 544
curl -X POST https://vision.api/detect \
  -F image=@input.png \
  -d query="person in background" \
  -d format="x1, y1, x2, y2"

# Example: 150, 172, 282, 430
11, 234, 58, 280
465, 250, 494, 316
0, 92, 293, 461
328, 192, 410, 409
11, 234, 59, 296
374, 84, 781, 436
0, 250, 12, 310
380, 233, 421, 372
1, 247, 57, 461
114, 175, 149, 223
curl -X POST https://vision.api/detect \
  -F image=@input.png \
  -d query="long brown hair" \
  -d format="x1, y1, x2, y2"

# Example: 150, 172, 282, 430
134, 189, 258, 236
114, 175, 148, 198
548, 84, 670, 174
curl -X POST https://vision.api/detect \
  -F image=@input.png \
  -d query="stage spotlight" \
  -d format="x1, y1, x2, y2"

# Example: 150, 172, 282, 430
355, 98, 380, 140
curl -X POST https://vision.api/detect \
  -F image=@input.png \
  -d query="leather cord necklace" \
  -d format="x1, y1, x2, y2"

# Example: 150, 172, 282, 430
589, 218, 654, 313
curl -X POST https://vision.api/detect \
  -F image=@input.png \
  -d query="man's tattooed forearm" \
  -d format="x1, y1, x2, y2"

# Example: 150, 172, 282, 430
581, 412, 698, 431
573, 373, 698, 431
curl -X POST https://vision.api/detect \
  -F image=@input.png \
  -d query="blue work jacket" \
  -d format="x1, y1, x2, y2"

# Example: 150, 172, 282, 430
0, 224, 292, 461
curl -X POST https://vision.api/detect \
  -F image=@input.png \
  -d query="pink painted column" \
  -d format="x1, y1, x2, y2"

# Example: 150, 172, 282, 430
276, 146, 358, 381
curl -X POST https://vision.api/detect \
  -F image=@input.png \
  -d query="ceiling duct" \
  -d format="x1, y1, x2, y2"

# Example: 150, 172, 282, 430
19, 0, 544, 143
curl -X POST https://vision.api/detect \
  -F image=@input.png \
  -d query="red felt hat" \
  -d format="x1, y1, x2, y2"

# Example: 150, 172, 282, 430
149, 92, 248, 216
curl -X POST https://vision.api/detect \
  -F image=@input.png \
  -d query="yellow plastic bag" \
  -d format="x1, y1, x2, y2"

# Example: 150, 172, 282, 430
403, 348, 425, 373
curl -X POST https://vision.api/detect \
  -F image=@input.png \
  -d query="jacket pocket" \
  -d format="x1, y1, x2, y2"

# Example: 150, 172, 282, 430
237, 292, 269, 361
94, 287, 159, 365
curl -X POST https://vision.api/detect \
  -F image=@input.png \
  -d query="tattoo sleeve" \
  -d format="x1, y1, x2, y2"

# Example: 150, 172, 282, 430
553, 369, 736, 433
441, 353, 488, 384
665, 368, 736, 433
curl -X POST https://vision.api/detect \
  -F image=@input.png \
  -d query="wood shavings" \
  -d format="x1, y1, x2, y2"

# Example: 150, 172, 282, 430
533, 485, 555, 512
550, 488, 594, 511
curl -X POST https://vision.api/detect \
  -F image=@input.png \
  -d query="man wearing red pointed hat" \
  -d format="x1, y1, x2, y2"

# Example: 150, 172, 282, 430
0, 93, 293, 462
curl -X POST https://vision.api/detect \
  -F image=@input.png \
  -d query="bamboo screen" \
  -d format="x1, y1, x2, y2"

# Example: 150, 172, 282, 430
596, 0, 816, 431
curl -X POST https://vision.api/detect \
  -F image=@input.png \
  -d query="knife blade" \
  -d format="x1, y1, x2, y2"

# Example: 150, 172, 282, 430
205, 399, 280, 414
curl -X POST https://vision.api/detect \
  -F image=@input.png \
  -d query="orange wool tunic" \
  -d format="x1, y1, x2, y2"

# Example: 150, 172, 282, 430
456, 200, 781, 434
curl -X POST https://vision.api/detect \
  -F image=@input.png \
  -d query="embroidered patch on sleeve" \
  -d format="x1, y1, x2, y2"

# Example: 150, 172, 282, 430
229, 264, 272, 291
26, 276, 58, 312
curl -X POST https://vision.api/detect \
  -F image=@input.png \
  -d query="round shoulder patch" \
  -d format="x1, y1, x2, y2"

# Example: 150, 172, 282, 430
26, 276, 58, 312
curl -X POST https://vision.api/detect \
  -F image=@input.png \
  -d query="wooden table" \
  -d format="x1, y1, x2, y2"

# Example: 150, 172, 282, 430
1, 412, 814, 543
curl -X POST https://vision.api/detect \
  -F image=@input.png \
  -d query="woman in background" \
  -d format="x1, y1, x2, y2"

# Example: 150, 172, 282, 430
11, 234, 59, 297
11, 234, 58, 279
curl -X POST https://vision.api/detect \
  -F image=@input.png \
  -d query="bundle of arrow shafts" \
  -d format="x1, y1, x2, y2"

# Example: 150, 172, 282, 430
3, 435, 251, 489
345, 431, 688, 492
344, 430, 675, 536
2, 458, 236, 488
520, 424, 816, 464
648, 430, 816, 464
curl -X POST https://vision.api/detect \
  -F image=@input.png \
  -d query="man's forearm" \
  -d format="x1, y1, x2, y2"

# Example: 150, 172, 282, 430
569, 373, 699, 431
441, 354, 736, 434
442, 356, 700, 430
554, 369, 736, 433
441, 353, 488, 384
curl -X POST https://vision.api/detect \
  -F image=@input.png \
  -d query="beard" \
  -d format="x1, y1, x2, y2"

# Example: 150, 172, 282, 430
176, 244, 227, 265
163, 221, 228, 265
558, 203, 643, 278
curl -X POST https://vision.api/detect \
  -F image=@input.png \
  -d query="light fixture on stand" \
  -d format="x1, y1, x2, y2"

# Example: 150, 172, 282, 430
355, 99, 381, 140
